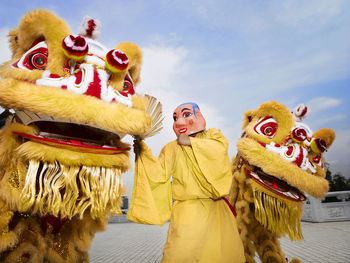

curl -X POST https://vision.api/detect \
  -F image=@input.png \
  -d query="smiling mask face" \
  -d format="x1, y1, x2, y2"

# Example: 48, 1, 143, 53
172, 103, 206, 136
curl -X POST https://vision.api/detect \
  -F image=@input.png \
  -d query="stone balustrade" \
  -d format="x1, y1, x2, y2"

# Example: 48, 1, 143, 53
302, 191, 350, 222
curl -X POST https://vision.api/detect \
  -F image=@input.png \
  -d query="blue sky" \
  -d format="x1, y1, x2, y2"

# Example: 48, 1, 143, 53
0, 0, 349, 194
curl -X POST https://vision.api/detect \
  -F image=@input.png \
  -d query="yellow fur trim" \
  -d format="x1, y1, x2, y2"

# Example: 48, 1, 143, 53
0, 122, 36, 209
316, 165, 326, 178
0, 219, 27, 253
132, 94, 148, 111
0, 79, 152, 135
117, 42, 143, 86
0, 200, 15, 252
19, 159, 124, 219
107, 42, 143, 92
71, 214, 107, 251
237, 138, 329, 198
251, 180, 303, 241
16, 141, 130, 170
3, 243, 42, 263
1, 216, 46, 262
0, 61, 44, 83
45, 232, 78, 263
251, 221, 287, 263
108, 71, 125, 95
313, 128, 335, 148
244, 101, 294, 145
291, 258, 302, 263
0, 167, 25, 211
0, 231, 19, 253
0, 121, 36, 172
8, 29, 19, 58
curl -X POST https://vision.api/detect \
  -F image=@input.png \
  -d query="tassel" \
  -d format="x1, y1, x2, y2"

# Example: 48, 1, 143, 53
251, 181, 303, 240
19, 160, 124, 219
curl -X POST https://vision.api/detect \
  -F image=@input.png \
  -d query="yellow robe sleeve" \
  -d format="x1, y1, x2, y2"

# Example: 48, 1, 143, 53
127, 141, 172, 225
189, 128, 233, 199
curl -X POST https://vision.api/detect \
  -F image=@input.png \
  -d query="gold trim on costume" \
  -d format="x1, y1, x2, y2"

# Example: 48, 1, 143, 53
251, 180, 303, 241
19, 160, 123, 219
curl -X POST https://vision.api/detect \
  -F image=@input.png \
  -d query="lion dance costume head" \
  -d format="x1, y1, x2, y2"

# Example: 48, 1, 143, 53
0, 10, 161, 262
228, 101, 335, 263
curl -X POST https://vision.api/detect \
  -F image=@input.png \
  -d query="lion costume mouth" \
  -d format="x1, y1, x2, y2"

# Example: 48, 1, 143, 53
13, 110, 130, 154
246, 167, 306, 202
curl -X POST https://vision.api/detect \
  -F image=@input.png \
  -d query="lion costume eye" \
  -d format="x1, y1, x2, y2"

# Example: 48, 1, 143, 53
313, 154, 321, 163
11, 40, 48, 71
254, 117, 278, 138
30, 53, 48, 69
120, 74, 135, 96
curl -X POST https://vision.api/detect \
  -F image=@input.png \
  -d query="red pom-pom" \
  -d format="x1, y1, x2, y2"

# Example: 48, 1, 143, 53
62, 35, 88, 61
291, 127, 307, 142
105, 49, 129, 73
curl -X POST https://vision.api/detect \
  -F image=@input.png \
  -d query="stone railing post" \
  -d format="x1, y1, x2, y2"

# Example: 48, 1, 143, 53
302, 191, 350, 222
302, 195, 323, 222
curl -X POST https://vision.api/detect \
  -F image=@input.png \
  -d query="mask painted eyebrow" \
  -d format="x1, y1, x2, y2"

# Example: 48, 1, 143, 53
181, 108, 191, 112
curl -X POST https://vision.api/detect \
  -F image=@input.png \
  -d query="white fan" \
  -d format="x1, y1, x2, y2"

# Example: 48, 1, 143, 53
137, 95, 164, 139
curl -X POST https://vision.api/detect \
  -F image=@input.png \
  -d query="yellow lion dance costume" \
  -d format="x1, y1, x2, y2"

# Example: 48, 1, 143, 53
0, 10, 161, 262
228, 101, 335, 263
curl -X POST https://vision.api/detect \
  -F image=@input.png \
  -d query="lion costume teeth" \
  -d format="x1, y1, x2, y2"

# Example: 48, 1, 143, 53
0, 9, 162, 262
228, 101, 335, 263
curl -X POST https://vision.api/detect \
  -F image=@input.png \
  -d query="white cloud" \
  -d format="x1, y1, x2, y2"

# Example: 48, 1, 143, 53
324, 129, 350, 178
194, 5, 207, 17
0, 27, 11, 64
140, 45, 190, 92
137, 45, 191, 155
145, 33, 183, 47
309, 114, 347, 128
198, 49, 350, 98
123, 44, 192, 197
182, 0, 350, 99
307, 97, 342, 114
138, 44, 242, 156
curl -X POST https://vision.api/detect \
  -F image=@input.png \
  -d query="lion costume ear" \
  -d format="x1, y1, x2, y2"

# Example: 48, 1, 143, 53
8, 29, 20, 58
312, 128, 336, 150
116, 42, 142, 86
105, 42, 143, 92
242, 110, 255, 130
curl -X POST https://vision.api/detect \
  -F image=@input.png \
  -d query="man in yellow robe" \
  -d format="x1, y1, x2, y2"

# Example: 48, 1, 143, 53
127, 103, 245, 263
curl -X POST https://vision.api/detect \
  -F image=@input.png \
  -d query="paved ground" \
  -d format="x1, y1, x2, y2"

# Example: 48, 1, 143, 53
90, 220, 350, 263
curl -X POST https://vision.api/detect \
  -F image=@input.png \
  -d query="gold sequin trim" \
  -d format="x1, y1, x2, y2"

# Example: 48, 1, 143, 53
9, 169, 20, 189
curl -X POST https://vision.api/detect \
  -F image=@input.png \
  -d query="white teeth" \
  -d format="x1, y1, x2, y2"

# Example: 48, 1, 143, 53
246, 169, 302, 201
